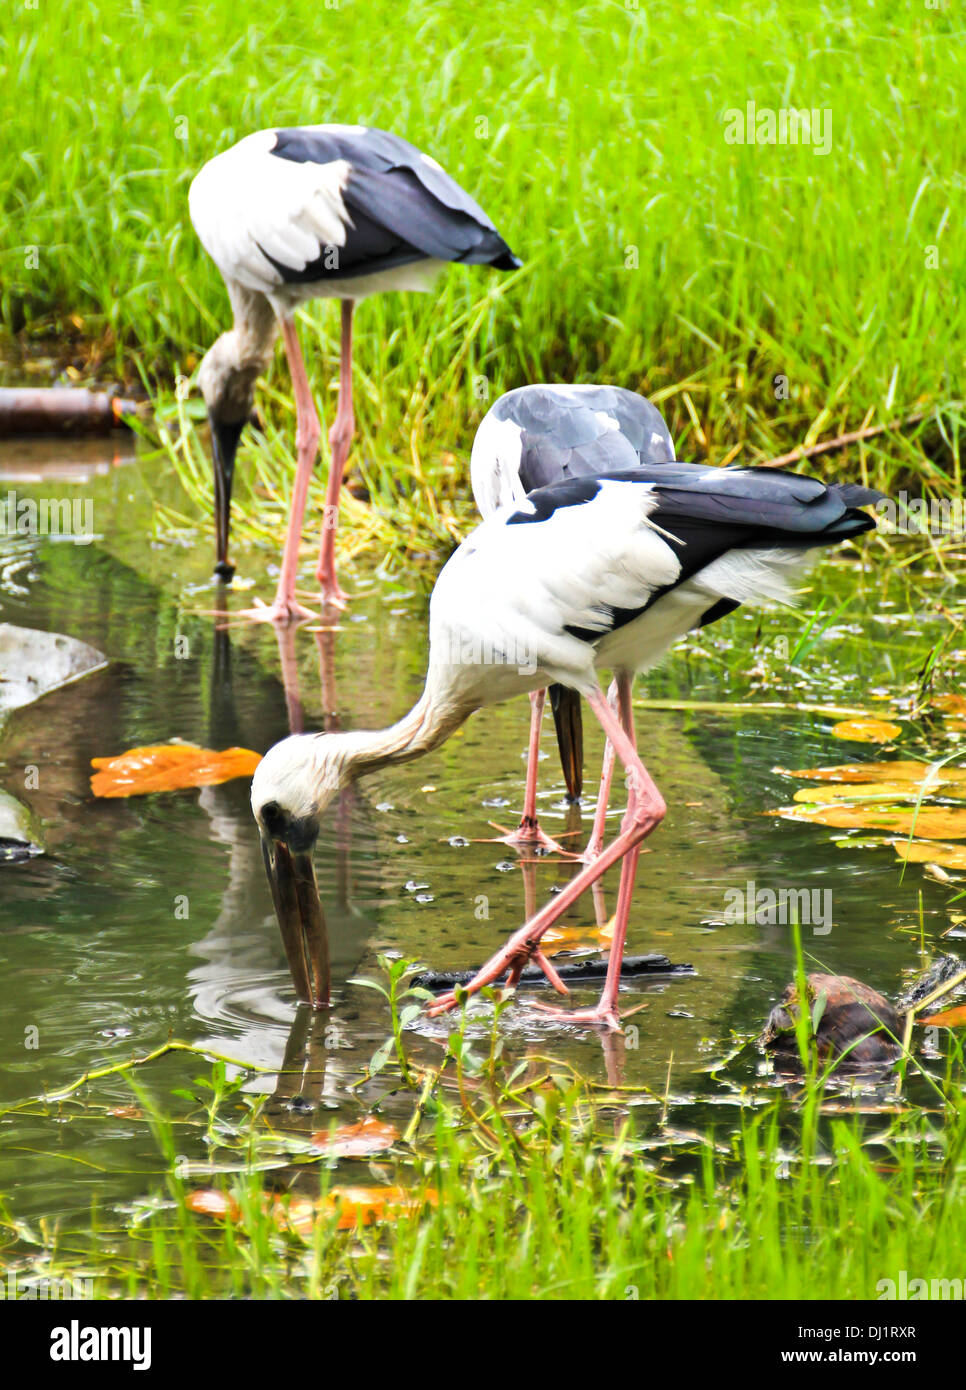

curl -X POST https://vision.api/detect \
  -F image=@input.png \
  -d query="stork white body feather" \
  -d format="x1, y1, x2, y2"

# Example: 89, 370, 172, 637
427, 469, 867, 706
189, 128, 448, 309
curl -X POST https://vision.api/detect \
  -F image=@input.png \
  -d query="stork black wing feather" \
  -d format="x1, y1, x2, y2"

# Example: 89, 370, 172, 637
270, 127, 520, 271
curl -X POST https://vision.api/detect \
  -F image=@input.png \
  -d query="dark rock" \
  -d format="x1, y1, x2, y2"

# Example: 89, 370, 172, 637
761, 973, 903, 1068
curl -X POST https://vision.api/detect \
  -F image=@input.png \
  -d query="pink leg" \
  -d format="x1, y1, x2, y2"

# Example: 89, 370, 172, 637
568, 674, 642, 1021
428, 677, 665, 1030
234, 316, 321, 625
498, 690, 572, 855
274, 625, 305, 734
583, 679, 619, 861
315, 298, 354, 609
314, 629, 341, 733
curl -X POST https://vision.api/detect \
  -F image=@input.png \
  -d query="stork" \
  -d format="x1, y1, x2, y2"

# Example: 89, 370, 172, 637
189, 124, 520, 621
251, 460, 880, 1030
470, 383, 675, 851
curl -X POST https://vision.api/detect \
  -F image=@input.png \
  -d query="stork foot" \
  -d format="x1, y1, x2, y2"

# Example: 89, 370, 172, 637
229, 595, 319, 626
528, 998, 624, 1032
313, 572, 349, 610
486, 819, 579, 858
427, 932, 570, 1017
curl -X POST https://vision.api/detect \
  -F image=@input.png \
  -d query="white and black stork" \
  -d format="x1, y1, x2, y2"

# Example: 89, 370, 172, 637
250, 459, 880, 1029
470, 383, 675, 852
189, 124, 520, 621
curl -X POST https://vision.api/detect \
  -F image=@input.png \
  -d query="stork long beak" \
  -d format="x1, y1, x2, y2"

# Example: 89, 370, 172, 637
209, 412, 245, 582
549, 683, 584, 802
260, 834, 330, 1008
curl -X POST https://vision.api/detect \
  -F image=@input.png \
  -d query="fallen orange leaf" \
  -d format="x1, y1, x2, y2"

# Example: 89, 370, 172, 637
186, 1189, 240, 1220
187, 1184, 436, 1236
768, 804, 966, 839
324, 1185, 438, 1230
309, 1118, 398, 1157
792, 783, 924, 805
830, 719, 903, 744
91, 743, 262, 797
931, 694, 966, 716
890, 840, 966, 870
919, 1005, 966, 1028
777, 761, 966, 785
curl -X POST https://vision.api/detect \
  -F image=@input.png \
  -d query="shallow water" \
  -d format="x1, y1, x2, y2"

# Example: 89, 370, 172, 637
1, 436, 964, 1227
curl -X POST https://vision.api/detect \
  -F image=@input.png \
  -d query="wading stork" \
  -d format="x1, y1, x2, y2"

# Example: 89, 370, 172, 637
189, 124, 520, 621
251, 460, 880, 1030
470, 383, 675, 851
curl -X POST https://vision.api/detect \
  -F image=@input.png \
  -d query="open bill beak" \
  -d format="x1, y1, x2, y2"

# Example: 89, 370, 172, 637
209, 413, 245, 582
260, 834, 330, 1008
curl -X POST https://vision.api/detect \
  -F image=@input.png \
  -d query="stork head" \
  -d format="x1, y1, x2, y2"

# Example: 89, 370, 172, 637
251, 735, 343, 1009
198, 334, 264, 582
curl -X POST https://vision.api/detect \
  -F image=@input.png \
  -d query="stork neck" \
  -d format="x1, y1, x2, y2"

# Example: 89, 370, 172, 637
332, 680, 476, 785
226, 282, 279, 367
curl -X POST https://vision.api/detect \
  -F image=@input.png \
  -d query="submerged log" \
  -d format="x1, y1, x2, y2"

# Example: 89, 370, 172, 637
0, 387, 139, 437
413, 953, 695, 993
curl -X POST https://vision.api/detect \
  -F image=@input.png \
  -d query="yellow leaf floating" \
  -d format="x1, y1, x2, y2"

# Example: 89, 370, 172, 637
791, 783, 925, 805
777, 761, 966, 787
91, 743, 262, 797
932, 694, 966, 714
830, 718, 903, 744
890, 840, 966, 870
769, 804, 966, 840
543, 916, 615, 953
773, 758, 966, 870
930, 693, 966, 730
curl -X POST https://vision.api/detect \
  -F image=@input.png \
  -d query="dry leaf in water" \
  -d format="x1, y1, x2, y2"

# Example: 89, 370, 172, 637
791, 783, 923, 805
91, 744, 261, 797
186, 1189, 239, 1220
919, 1005, 966, 1028
769, 804, 966, 840
187, 1183, 436, 1236
275, 1186, 437, 1235
309, 1117, 398, 1157
830, 719, 903, 744
931, 694, 966, 730
890, 840, 966, 871
777, 761, 966, 786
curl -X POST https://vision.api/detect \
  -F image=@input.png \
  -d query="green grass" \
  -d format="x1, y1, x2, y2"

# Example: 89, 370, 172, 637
4, 963, 966, 1301
2, 1, 964, 561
